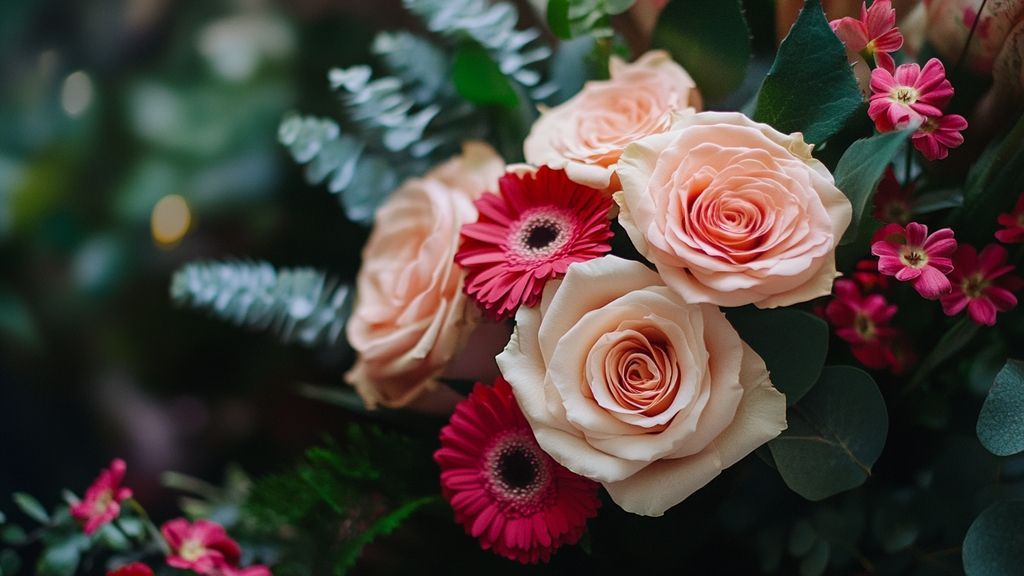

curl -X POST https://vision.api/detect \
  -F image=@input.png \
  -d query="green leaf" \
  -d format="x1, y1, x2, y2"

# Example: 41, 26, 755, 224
908, 317, 980, 391
0, 549, 21, 576
452, 42, 520, 108
787, 520, 817, 557
1, 525, 26, 545
752, 0, 861, 144
36, 535, 85, 576
960, 113, 1024, 244
769, 366, 888, 501
0, 510, 5, 523
912, 188, 963, 215
335, 496, 437, 574
653, 0, 750, 104
726, 307, 828, 404
963, 501, 1024, 576
977, 360, 1024, 456
547, 0, 572, 39
834, 130, 912, 244
12, 493, 49, 524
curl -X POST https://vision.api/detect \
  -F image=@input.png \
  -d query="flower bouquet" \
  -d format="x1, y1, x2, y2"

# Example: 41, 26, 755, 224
4, 0, 1024, 574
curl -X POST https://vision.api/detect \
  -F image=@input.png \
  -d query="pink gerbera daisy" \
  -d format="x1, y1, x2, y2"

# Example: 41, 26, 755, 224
162, 518, 241, 574
913, 113, 968, 161
940, 244, 1024, 326
871, 222, 957, 299
825, 279, 899, 370
456, 166, 613, 320
830, 0, 904, 71
71, 458, 133, 535
434, 378, 600, 564
995, 192, 1024, 244
868, 58, 954, 132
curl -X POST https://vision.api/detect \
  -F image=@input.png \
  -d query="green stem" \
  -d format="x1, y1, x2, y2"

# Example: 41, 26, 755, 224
952, 0, 989, 77
904, 142, 914, 187
127, 498, 171, 555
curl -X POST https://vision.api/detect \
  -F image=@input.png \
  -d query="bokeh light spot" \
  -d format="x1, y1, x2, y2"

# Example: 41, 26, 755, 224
151, 194, 191, 247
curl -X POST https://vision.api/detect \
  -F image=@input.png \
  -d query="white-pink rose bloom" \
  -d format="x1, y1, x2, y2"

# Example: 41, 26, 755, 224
523, 50, 701, 191
345, 142, 505, 408
616, 110, 852, 308
496, 256, 787, 516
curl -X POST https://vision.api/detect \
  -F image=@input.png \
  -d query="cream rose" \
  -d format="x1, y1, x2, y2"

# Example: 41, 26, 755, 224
615, 111, 852, 309
523, 50, 701, 191
496, 256, 786, 516
345, 142, 505, 408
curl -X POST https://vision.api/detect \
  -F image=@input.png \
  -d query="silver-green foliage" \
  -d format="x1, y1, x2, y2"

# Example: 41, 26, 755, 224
403, 0, 555, 100
170, 260, 350, 347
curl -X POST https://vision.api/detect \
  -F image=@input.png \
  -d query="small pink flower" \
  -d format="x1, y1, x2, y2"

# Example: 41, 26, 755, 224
913, 113, 968, 160
940, 244, 1024, 326
868, 59, 954, 132
830, 0, 904, 70
995, 192, 1024, 244
872, 166, 914, 224
213, 566, 273, 576
825, 279, 898, 370
162, 518, 241, 574
852, 258, 891, 293
871, 222, 957, 299
70, 458, 132, 535
107, 563, 154, 576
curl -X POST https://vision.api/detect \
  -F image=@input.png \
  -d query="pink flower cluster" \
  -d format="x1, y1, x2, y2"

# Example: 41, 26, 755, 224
831, 2, 968, 161
71, 458, 133, 535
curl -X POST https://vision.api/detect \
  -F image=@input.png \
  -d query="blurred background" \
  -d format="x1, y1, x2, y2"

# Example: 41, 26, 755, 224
0, 0, 431, 513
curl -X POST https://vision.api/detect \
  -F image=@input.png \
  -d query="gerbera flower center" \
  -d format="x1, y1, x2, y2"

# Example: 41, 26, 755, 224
179, 538, 207, 563
890, 86, 919, 106
962, 273, 990, 299
511, 209, 572, 260
899, 246, 928, 269
485, 432, 551, 505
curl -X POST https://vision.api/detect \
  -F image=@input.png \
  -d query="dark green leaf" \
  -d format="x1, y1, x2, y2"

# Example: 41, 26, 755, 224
834, 130, 912, 244
0, 549, 21, 576
908, 317, 980, 391
1, 525, 26, 546
912, 188, 963, 215
12, 493, 48, 524
547, 0, 572, 39
752, 0, 861, 144
0, 510, 5, 523
963, 502, 1024, 576
335, 496, 438, 575
452, 43, 520, 108
960, 113, 1024, 244
769, 366, 888, 501
799, 539, 830, 576
977, 360, 1024, 456
653, 0, 750, 104
726, 307, 828, 404
36, 535, 85, 576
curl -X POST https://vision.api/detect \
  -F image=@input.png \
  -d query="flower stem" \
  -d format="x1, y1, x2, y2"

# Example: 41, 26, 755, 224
127, 498, 171, 555
952, 0, 989, 77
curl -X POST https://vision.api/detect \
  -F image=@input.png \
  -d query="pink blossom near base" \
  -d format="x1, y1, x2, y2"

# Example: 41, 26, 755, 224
940, 244, 1024, 326
995, 192, 1024, 244
70, 458, 133, 535
912, 113, 968, 160
868, 59, 954, 132
161, 518, 242, 574
825, 279, 899, 370
871, 222, 957, 299
830, 0, 904, 71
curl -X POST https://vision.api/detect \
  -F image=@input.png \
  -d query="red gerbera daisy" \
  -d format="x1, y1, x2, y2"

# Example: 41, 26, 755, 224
434, 378, 600, 564
456, 166, 614, 319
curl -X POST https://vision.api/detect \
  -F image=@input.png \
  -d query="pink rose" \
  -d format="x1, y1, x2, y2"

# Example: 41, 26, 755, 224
615, 111, 852, 308
523, 50, 701, 191
496, 256, 786, 516
345, 142, 505, 408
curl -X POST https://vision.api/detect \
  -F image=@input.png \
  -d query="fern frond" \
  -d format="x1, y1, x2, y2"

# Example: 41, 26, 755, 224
334, 496, 438, 574
403, 0, 556, 100
170, 260, 351, 347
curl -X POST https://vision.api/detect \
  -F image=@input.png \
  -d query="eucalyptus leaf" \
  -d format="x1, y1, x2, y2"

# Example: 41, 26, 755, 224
963, 501, 1024, 576
834, 130, 912, 244
452, 42, 520, 108
36, 535, 85, 576
977, 360, 1024, 456
12, 493, 49, 524
726, 307, 828, 404
908, 317, 980, 391
788, 520, 817, 557
653, 0, 749, 104
769, 366, 888, 501
752, 0, 861, 144
1, 525, 26, 545
912, 188, 963, 215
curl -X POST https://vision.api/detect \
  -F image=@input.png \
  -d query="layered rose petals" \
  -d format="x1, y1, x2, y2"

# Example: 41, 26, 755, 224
524, 50, 701, 190
496, 256, 787, 516
71, 458, 133, 535
616, 110, 851, 309
868, 59, 955, 132
940, 244, 1024, 325
456, 166, 613, 320
871, 222, 957, 299
435, 378, 600, 564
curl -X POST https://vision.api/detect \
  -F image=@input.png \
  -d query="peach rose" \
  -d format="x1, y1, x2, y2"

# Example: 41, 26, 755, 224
345, 142, 505, 408
615, 111, 852, 308
496, 256, 786, 516
523, 50, 701, 191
